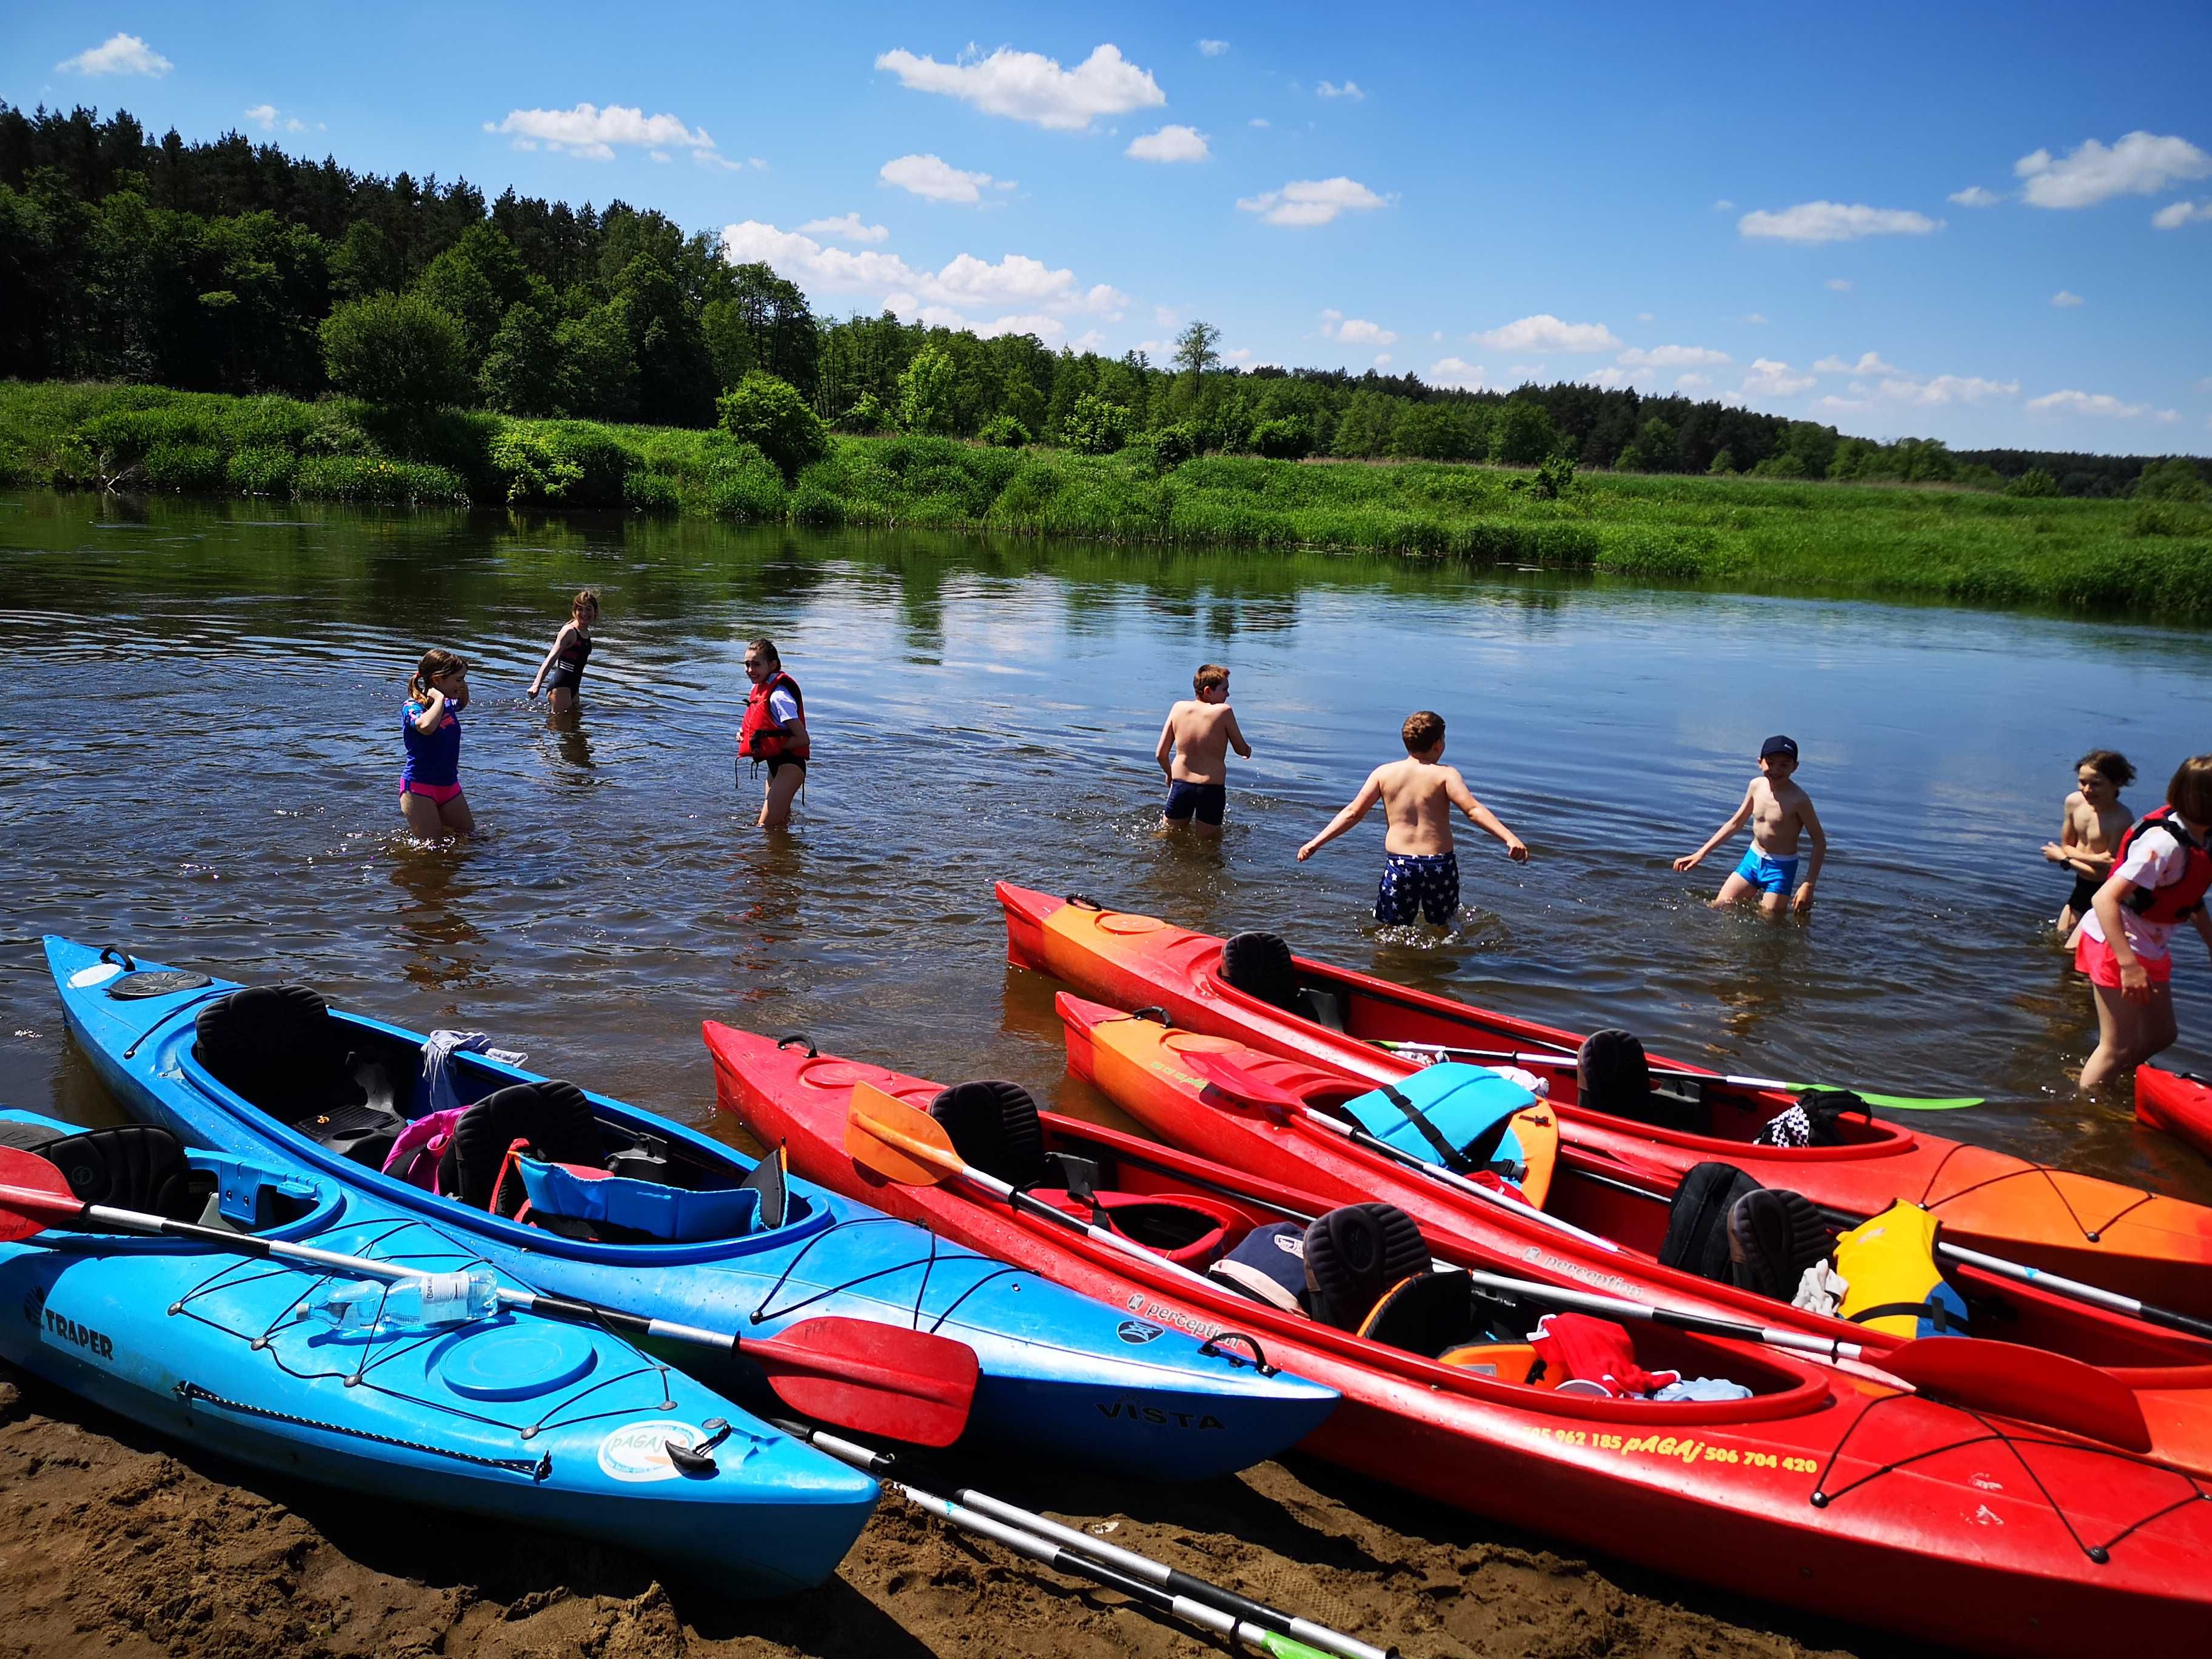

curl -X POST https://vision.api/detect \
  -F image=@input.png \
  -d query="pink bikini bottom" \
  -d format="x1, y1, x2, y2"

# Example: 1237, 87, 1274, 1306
400, 779, 464, 806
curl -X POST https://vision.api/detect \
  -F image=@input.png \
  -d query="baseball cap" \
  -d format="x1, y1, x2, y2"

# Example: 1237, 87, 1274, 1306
1759, 735, 1799, 760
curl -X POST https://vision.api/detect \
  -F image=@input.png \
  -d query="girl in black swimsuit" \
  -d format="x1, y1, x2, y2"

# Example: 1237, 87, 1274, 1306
528, 588, 600, 716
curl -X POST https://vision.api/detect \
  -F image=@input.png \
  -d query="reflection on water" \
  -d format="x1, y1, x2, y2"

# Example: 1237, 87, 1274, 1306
4, 487, 2212, 1207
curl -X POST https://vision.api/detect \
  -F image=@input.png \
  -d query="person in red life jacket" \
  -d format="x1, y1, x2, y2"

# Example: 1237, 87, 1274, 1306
737, 637, 809, 828
2077, 753, 2212, 1090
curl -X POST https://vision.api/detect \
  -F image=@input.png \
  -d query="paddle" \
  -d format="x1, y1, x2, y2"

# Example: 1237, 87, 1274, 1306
843, 1081, 1224, 1295
779, 1420, 1391, 1659
0, 1148, 977, 1447
1371, 1041, 1984, 1112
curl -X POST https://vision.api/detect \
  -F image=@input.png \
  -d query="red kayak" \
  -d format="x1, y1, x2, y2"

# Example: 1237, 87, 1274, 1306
1057, 991, 2212, 1479
706, 1019, 2212, 1659
2139, 1065, 2212, 1164
999, 882, 2212, 1319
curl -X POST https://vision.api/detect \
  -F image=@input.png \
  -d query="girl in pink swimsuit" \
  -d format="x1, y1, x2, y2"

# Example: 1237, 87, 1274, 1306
399, 649, 474, 839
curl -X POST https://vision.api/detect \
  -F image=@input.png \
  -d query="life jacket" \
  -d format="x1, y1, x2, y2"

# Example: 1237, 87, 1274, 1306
2114, 806, 2212, 924
737, 670, 808, 761
1339, 1063, 1537, 1178
512, 1155, 762, 1243
1834, 1200, 1971, 1339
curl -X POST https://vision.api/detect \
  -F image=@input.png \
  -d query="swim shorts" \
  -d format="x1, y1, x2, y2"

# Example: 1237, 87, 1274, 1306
2065, 871, 2102, 914
401, 779, 464, 806
2076, 931, 2172, 990
1163, 780, 1227, 826
1376, 850, 1460, 926
1732, 845, 1800, 896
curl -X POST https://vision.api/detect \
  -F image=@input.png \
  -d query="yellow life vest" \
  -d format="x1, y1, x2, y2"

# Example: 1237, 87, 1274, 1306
1834, 1200, 1971, 1340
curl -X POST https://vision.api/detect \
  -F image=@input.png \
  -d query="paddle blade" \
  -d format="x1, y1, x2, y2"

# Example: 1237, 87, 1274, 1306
1179, 1047, 1309, 1113
843, 1082, 960, 1186
1883, 1336, 2152, 1453
1785, 1084, 1983, 1112
0, 1149, 79, 1242
747, 1315, 980, 1449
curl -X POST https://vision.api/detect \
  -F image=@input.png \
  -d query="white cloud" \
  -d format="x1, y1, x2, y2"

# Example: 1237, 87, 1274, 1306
246, 104, 315, 135
2026, 389, 2157, 418
2199, 377, 2212, 395
1248, 117, 1270, 129
1743, 312, 1768, 324
1472, 314, 1621, 354
1636, 310, 1655, 322
874, 43, 1164, 130
1426, 357, 1486, 390
1618, 344, 1731, 367
1336, 318, 1397, 346
2153, 200, 2212, 229
1948, 186, 2001, 207
1506, 364, 1545, 380
722, 221, 1125, 320
1812, 351, 1898, 375
1430, 330, 1444, 341
651, 152, 671, 164
2051, 289, 2085, 307
1222, 346, 1253, 363
880, 153, 1014, 204
57, 33, 170, 76
1826, 277, 1852, 291
1235, 176, 1390, 227
1582, 367, 1632, 389
1711, 199, 1734, 212
486, 104, 720, 162
1198, 39, 1230, 56
799, 212, 890, 244
907, 305, 1068, 342
1317, 80, 1366, 101
1677, 373, 1712, 390
1875, 374, 2020, 406
1739, 358, 1816, 397
1373, 353, 1392, 367
1740, 201, 1942, 243
2014, 132, 2212, 209
695, 151, 766, 173
1071, 330, 1106, 352
1127, 124, 1210, 163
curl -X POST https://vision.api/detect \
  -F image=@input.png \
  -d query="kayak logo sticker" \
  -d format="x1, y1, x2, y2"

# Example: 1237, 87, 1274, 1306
1096, 1401, 1225, 1430
597, 1420, 707, 1483
33, 1297, 116, 1361
1116, 1319, 1164, 1345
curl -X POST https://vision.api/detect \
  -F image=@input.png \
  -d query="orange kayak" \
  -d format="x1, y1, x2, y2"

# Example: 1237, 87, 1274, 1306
2140, 1065, 2212, 1165
1058, 991, 2212, 1479
999, 882, 2212, 1319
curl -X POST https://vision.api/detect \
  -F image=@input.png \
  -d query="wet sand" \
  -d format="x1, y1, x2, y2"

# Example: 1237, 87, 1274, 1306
0, 1365, 1885, 1659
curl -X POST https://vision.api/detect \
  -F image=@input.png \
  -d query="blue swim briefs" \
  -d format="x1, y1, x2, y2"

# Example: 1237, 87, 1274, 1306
1732, 845, 1800, 896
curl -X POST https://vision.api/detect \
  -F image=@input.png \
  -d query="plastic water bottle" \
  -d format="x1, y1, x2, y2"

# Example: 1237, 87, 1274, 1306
305, 1271, 501, 1332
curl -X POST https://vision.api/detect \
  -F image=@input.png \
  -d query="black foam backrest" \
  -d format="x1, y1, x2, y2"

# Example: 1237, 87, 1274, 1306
929, 1080, 1049, 1188
1219, 932, 1301, 1013
1302, 1202, 1430, 1332
1358, 1269, 1483, 1356
1577, 1028, 1652, 1114
193, 985, 354, 1119
445, 1081, 602, 1213
44, 1125, 198, 1221
1659, 1161, 1763, 1284
1727, 1188, 1835, 1302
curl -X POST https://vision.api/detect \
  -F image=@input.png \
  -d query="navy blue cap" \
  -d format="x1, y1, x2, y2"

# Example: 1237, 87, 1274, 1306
1759, 735, 1799, 760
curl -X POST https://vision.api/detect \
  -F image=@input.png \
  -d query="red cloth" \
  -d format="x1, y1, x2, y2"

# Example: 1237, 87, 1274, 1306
1530, 1312, 1681, 1398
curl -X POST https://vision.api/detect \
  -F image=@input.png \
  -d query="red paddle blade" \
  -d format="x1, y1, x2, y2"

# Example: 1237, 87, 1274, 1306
0, 1149, 79, 1243
1883, 1336, 2153, 1453
745, 1315, 980, 1449
1179, 1047, 1309, 1113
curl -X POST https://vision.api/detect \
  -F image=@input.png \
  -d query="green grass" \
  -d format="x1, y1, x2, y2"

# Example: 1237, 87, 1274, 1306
4, 379, 2209, 615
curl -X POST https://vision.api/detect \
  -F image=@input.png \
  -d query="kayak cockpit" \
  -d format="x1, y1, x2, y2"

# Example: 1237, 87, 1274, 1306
0, 1109, 336, 1238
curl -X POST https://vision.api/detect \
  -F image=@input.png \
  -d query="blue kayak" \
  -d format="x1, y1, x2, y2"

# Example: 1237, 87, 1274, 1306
0, 1108, 876, 1592
45, 936, 1336, 1479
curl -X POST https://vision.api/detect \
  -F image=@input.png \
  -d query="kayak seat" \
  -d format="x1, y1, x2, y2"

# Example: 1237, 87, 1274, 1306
1030, 1188, 1237, 1267
42, 1124, 207, 1222
1296, 987, 1349, 1032
1219, 932, 1300, 1011
929, 1080, 1099, 1193
195, 985, 369, 1127
1358, 1269, 1484, 1357
1658, 1162, 1763, 1285
1437, 1341, 1547, 1385
1304, 1202, 1430, 1332
438, 1081, 602, 1215
1577, 1028, 1708, 1134
1726, 1188, 1834, 1302
1208, 1220, 1310, 1313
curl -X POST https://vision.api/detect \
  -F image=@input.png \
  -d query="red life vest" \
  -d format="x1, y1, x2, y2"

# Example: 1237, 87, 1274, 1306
2116, 805, 2212, 924
737, 670, 808, 760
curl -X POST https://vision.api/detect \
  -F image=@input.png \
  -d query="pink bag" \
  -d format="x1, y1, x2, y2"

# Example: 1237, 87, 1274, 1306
381, 1107, 468, 1192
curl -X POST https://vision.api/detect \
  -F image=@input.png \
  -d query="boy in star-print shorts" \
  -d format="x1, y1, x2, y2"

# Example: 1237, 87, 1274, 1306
1296, 709, 1529, 925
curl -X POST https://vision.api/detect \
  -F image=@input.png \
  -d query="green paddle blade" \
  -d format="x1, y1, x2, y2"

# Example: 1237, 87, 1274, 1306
1260, 1635, 1335, 1659
1791, 1085, 1985, 1111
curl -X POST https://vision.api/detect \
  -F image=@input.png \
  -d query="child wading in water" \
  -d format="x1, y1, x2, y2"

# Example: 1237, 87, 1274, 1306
2076, 754, 2212, 1091
1297, 711, 1528, 926
528, 588, 599, 716
399, 649, 473, 839
1155, 663, 1252, 837
2045, 749, 2135, 942
1674, 735, 1826, 917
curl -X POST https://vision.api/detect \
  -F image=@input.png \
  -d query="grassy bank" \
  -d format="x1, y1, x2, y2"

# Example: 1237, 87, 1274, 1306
5, 380, 2209, 614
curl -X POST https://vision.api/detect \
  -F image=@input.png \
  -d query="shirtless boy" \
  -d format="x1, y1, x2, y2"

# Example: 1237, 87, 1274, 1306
1296, 710, 1529, 926
1674, 735, 1826, 917
1155, 663, 1252, 836
2044, 749, 2135, 941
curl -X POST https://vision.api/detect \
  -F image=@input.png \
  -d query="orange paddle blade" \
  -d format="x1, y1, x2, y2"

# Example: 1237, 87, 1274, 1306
745, 1315, 980, 1449
1180, 1047, 1309, 1113
0, 1148, 79, 1243
1884, 1336, 2153, 1453
843, 1081, 962, 1185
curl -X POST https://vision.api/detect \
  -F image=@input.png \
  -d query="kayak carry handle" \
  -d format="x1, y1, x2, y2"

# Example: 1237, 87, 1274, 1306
1065, 893, 1105, 911
99, 947, 138, 971
1199, 1330, 1276, 1375
775, 1033, 819, 1057
1127, 1006, 1170, 1025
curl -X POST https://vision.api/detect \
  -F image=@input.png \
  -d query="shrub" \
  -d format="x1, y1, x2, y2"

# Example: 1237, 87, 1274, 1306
979, 414, 1031, 447
2006, 467, 2060, 498
320, 293, 472, 409
622, 469, 680, 514
702, 438, 787, 520
1527, 452, 1578, 501
295, 454, 469, 504
2136, 458, 2210, 503
896, 344, 959, 435
839, 390, 890, 433
716, 372, 828, 480
222, 396, 313, 452
1249, 417, 1312, 461
490, 424, 629, 507
227, 446, 298, 496
142, 442, 228, 493
1063, 393, 1132, 455
1708, 448, 1736, 475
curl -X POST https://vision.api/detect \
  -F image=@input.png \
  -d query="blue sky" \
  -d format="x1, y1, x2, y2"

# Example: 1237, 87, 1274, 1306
10, 2, 2210, 454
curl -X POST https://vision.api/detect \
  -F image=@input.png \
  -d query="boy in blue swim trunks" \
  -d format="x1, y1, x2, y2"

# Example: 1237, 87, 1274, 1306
1297, 710, 1529, 925
1155, 663, 1252, 837
1674, 735, 1826, 917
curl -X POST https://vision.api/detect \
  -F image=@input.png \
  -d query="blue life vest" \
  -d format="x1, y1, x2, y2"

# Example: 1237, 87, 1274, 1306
515, 1157, 760, 1242
1341, 1063, 1537, 1175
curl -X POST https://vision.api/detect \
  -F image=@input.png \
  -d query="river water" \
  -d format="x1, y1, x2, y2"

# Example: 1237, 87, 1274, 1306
5, 488, 2211, 1204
